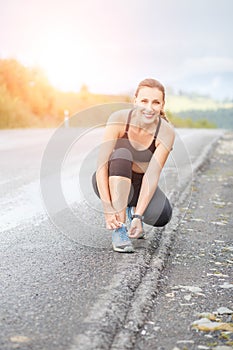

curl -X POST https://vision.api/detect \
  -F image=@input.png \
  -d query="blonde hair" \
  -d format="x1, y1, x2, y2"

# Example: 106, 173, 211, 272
135, 78, 169, 122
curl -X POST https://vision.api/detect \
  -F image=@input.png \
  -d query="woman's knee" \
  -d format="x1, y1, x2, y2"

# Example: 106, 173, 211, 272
92, 147, 134, 198
143, 190, 173, 227
153, 199, 172, 227
110, 148, 133, 162
109, 148, 133, 179
92, 172, 100, 198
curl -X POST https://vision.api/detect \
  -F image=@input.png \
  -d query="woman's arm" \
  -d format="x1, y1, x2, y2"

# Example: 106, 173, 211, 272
129, 123, 175, 237
96, 111, 124, 229
135, 142, 172, 215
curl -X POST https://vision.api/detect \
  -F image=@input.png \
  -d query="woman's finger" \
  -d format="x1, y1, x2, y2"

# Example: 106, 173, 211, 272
128, 230, 141, 238
106, 220, 121, 230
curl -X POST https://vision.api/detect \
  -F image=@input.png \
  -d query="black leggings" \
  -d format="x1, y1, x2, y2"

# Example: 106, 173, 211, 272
92, 148, 172, 227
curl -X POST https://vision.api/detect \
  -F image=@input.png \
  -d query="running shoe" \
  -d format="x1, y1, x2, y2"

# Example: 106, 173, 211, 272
112, 224, 134, 253
126, 206, 145, 239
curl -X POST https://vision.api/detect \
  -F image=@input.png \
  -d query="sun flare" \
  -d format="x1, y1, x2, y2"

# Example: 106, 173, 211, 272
38, 34, 95, 91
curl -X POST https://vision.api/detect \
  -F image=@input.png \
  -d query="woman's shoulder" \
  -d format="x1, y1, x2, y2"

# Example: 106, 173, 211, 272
160, 117, 175, 135
103, 109, 132, 140
158, 117, 175, 149
107, 108, 131, 124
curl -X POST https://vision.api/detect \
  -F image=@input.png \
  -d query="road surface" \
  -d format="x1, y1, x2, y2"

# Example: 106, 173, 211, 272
0, 127, 223, 350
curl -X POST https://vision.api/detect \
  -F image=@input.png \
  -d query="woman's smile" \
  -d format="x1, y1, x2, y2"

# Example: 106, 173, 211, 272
143, 111, 155, 118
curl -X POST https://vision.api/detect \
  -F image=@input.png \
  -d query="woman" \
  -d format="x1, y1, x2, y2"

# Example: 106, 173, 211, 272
92, 78, 175, 252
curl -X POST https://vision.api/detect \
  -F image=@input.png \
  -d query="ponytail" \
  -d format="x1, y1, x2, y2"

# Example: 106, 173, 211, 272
160, 110, 170, 123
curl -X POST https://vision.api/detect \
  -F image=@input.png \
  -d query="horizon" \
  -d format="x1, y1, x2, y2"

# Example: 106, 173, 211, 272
1, 56, 232, 104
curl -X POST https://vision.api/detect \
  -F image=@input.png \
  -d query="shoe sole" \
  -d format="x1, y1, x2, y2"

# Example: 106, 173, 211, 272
112, 245, 135, 253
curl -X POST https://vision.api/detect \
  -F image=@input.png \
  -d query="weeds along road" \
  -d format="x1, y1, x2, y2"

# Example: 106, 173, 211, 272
0, 127, 223, 350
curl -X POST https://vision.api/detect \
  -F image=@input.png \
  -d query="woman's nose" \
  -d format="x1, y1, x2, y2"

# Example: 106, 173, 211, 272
145, 102, 153, 111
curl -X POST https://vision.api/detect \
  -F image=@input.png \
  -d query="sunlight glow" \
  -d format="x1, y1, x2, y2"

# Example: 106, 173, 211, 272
39, 38, 91, 91
27, 25, 108, 92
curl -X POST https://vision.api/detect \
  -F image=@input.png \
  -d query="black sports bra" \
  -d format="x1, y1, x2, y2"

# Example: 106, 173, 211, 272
114, 109, 161, 162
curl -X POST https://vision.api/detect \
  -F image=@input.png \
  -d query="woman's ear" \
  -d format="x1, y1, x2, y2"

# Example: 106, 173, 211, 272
160, 101, 165, 113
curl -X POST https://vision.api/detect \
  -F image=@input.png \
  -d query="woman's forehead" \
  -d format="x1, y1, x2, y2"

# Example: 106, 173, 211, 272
137, 86, 163, 99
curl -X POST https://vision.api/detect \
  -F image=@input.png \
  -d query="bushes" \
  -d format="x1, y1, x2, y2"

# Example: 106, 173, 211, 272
0, 59, 57, 128
166, 110, 216, 128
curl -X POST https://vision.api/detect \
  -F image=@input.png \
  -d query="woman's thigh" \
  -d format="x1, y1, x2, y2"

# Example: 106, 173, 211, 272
143, 187, 172, 227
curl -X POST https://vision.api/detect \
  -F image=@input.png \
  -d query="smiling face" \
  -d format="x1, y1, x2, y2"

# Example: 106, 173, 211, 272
134, 86, 165, 126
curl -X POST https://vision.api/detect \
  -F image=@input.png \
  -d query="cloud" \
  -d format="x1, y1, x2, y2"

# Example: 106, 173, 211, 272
183, 56, 233, 75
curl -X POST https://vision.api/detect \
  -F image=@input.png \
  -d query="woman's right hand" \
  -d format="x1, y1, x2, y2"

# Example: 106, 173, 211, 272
104, 212, 122, 230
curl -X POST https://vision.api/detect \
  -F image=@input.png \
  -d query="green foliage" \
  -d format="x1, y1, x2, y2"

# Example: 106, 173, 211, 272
0, 59, 58, 128
166, 110, 216, 128
178, 109, 233, 129
0, 83, 32, 128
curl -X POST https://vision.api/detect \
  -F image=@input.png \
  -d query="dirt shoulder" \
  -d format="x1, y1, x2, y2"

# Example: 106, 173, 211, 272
133, 132, 233, 350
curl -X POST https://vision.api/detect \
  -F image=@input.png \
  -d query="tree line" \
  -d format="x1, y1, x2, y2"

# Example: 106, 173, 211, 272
178, 109, 233, 129
0, 59, 215, 129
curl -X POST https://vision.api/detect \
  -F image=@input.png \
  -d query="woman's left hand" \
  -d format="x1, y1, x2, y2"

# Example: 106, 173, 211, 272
128, 218, 144, 238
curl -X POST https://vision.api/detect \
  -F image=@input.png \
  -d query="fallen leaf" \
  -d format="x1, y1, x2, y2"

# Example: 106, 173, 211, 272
216, 307, 233, 315
145, 321, 155, 325
177, 340, 194, 344
10, 336, 31, 343
207, 273, 229, 278
179, 285, 202, 293
219, 282, 233, 289
192, 319, 233, 332
184, 294, 192, 301
222, 246, 233, 252
166, 292, 176, 298
226, 260, 233, 264
198, 313, 216, 321
212, 201, 226, 206
211, 221, 227, 226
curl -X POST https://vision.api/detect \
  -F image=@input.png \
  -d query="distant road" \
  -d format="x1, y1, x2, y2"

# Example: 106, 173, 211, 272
0, 127, 223, 231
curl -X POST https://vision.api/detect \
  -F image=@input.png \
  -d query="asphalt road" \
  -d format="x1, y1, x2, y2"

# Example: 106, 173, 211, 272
0, 127, 224, 350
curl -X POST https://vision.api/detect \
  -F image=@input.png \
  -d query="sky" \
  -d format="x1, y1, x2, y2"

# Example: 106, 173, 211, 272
0, 0, 233, 100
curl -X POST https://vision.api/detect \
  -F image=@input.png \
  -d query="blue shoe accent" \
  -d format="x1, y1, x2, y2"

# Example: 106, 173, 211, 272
112, 224, 134, 253
126, 206, 134, 223
126, 206, 145, 239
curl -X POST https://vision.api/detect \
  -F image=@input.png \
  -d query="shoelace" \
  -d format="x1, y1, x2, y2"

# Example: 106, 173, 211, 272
118, 227, 129, 241
126, 206, 133, 222
127, 206, 144, 228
